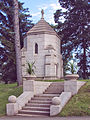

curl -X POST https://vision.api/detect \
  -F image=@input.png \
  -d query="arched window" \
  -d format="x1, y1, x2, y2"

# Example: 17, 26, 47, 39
35, 43, 38, 54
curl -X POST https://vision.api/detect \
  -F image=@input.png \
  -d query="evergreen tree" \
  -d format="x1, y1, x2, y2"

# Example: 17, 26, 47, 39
13, 0, 22, 85
0, 0, 33, 83
54, 0, 90, 79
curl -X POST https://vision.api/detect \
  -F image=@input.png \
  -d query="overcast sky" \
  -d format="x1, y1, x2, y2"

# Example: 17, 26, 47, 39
19, 0, 63, 24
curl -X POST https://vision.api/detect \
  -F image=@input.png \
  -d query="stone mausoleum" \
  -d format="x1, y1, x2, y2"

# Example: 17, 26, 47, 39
21, 10, 63, 80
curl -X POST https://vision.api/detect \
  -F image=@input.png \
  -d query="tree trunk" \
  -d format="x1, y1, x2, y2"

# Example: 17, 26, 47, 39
83, 39, 87, 79
13, 0, 22, 85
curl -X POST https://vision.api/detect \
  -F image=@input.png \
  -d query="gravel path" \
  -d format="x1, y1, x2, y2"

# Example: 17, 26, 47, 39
0, 116, 90, 120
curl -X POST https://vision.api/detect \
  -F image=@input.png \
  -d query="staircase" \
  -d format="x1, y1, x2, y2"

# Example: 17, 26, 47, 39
17, 82, 64, 116
44, 82, 64, 94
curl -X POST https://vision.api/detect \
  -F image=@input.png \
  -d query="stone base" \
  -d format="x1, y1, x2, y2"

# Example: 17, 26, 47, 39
23, 75, 36, 81
23, 80, 34, 92
23, 80, 51, 95
64, 80, 86, 95
50, 92, 72, 116
6, 103, 18, 116
65, 74, 79, 80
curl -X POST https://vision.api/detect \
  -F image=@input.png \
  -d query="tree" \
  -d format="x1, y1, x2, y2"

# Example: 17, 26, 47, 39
13, 0, 22, 85
0, 0, 33, 83
54, 0, 90, 79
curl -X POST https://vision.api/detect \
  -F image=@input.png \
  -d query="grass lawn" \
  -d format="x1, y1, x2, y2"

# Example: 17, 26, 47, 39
0, 83, 23, 117
36, 79, 64, 82
59, 79, 90, 116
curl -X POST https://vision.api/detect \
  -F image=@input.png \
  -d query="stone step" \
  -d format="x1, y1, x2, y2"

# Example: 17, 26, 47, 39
26, 103, 51, 107
47, 84, 64, 86
34, 94, 59, 97
28, 100, 52, 104
18, 110, 50, 116
44, 91, 63, 93
17, 113, 47, 117
46, 86, 63, 89
17, 82, 64, 117
22, 106, 50, 111
45, 85, 64, 90
44, 90, 63, 92
45, 86, 64, 89
48, 82, 64, 85
44, 90, 63, 94
33, 96, 53, 99
31, 97, 52, 101
45, 82, 64, 87
46, 86, 64, 88
44, 82, 64, 94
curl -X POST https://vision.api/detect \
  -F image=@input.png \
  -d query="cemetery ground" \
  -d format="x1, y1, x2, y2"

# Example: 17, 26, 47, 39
0, 79, 90, 117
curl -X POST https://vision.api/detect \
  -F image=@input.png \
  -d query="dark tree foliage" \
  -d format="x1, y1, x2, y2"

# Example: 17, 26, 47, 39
54, 0, 90, 79
0, 0, 33, 83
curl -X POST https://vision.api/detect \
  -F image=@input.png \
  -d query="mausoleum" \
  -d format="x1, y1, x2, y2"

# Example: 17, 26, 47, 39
21, 10, 63, 79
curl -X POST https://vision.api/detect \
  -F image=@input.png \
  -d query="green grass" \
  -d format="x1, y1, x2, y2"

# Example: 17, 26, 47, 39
0, 83, 23, 117
36, 79, 64, 82
79, 79, 90, 82
59, 79, 90, 116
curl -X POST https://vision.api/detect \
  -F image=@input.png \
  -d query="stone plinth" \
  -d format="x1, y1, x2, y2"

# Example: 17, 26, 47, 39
23, 80, 35, 92
65, 74, 79, 80
6, 103, 18, 116
64, 80, 86, 95
23, 80, 51, 95
50, 92, 71, 116
23, 75, 36, 81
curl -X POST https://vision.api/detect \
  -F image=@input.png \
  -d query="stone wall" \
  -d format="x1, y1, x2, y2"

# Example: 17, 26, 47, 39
23, 80, 52, 95
64, 80, 86, 95
26, 34, 45, 78
21, 33, 63, 79
34, 81, 52, 95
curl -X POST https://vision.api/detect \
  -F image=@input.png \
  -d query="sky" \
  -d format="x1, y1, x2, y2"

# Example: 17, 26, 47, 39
19, 0, 63, 24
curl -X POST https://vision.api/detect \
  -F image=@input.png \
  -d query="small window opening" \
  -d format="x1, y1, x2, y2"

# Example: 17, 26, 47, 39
35, 43, 38, 54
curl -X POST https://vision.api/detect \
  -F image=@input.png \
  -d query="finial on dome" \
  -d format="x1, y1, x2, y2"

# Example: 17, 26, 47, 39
41, 9, 44, 19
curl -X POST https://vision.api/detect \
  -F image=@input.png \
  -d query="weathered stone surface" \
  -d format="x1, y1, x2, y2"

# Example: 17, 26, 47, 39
23, 80, 35, 92
23, 80, 51, 95
6, 91, 34, 116
52, 97, 61, 105
50, 105, 61, 116
23, 74, 36, 81
34, 81, 51, 95
27, 18, 58, 36
65, 74, 79, 80
16, 91, 34, 110
6, 103, 18, 116
21, 16, 63, 79
64, 80, 86, 95
8, 95, 17, 103
50, 92, 72, 116
60, 92, 71, 107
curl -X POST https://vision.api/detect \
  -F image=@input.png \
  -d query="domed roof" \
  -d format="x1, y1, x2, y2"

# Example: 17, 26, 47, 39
27, 10, 59, 38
